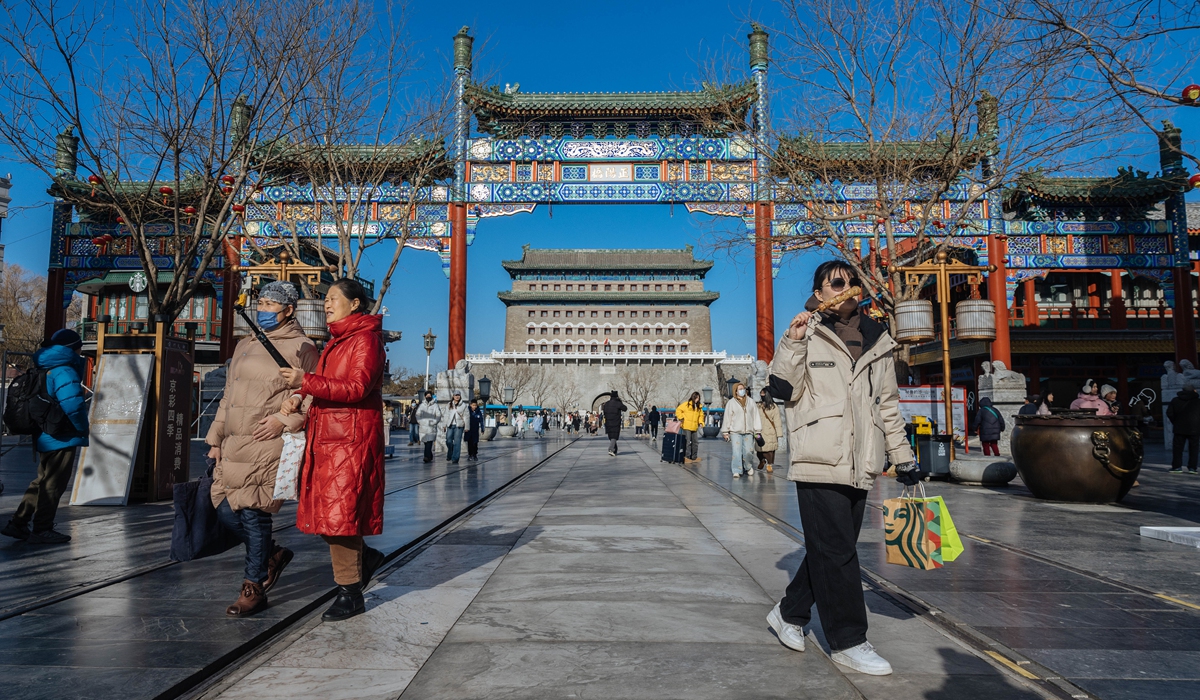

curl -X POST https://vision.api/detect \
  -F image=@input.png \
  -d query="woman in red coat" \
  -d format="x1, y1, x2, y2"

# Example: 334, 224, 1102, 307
280, 278, 386, 621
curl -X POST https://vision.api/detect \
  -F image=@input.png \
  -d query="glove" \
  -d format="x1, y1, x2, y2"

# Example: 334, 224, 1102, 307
893, 460, 925, 486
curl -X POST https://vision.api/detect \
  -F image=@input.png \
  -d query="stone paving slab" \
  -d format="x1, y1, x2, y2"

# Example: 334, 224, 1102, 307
212, 437, 1047, 700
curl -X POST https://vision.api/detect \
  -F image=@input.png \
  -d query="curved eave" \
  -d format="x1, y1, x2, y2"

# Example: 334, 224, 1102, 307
499, 261, 715, 275
1004, 173, 1188, 209
498, 291, 719, 307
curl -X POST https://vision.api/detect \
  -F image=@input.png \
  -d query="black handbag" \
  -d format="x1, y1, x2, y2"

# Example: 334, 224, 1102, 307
754, 433, 765, 447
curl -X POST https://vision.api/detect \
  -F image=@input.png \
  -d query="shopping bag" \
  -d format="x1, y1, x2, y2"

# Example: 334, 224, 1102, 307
665, 419, 682, 434
272, 431, 306, 501
882, 485, 961, 569
170, 463, 241, 562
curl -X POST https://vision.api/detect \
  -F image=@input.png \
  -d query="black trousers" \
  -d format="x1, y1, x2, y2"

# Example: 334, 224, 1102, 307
12, 447, 77, 533
779, 482, 869, 652
423, 441, 434, 462
467, 438, 479, 458
1173, 433, 1199, 471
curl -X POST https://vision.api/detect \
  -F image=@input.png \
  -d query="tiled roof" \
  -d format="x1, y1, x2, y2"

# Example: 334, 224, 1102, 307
255, 139, 452, 182
502, 246, 713, 273
1005, 168, 1189, 209
773, 134, 991, 178
463, 81, 757, 136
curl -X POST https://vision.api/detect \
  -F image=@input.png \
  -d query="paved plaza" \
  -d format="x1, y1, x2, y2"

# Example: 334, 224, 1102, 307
1, 433, 1199, 700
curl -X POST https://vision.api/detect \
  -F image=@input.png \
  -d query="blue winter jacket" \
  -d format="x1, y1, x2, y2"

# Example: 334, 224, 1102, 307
33, 345, 90, 452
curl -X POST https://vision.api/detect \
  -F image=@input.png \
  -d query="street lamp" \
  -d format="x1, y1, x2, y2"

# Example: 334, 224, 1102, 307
478, 375, 492, 403
423, 328, 437, 393
503, 385, 515, 424
701, 386, 713, 407
725, 376, 739, 399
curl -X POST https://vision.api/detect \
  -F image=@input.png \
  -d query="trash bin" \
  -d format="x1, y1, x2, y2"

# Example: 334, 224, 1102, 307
915, 435, 933, 473
928, 435, 953, 479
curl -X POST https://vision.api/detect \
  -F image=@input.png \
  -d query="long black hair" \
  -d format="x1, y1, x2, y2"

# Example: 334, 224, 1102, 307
812, 260, 856, 292
329, 278, 372, 313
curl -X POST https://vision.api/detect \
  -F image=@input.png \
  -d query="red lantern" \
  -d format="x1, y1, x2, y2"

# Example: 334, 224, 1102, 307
115, 216, 124, 224
1182, 84, 1200, 103
102, 233, 114, 243
87, 174, 102, 196
875, 218, 886, 225
1189, 173, 1200, 189
91, 237, 103, 245
221, 186, 233, 196
183, 205, 197, 216
159, 185, 174, 204
221, 175, 236, 185
933, 220, 945, 229
231, 203, 246, 214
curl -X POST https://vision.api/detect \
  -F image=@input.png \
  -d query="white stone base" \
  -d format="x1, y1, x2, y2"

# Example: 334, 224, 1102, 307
1140, 526, 1200, 548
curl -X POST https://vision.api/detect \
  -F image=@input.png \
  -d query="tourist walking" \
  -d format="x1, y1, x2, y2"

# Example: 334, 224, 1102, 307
441, 392, 468, 464
407, 402, 420, 445
602, 391, 627, 455
1037, 391, 1055, 415
757, 388, 780, 473
465, 399, 483, 461
205, 282, 318, 616
973, 397, 1005, 456
648, 406, 661, 439
279, 278, 386, 622
721, 382, 761, 477
1070, 379, 1111, 415
415, 391, 440, 463
764, 260, 920, 676
675, 392, 704, 463
2, 329, 90, 545
1166, 382, 1200, 473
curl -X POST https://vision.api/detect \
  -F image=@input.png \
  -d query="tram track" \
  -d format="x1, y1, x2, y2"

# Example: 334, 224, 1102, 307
673, 463, 1106, 700
157, 436, 579, 700
0, 440, 556, 622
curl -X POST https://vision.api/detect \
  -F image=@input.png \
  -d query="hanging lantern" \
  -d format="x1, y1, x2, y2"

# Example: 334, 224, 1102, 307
102, 233, 114, 243
91, 237, 103, 245
932, 220, 945, 229
1189, 173, 1200, 189
221, 175, 236, 184
221, 186, 233, 196
1182, 84, 1200, 103
183, 205, 197, 216
894, 300, 935, 343
231, 203, 246, 214
159, 185, 174, 204
115, 215, 124, 224
87, 174, 102, 196
875, 218, 886, 225
955, 300, 997, 340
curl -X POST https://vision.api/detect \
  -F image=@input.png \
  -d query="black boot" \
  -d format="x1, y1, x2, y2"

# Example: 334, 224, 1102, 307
361, 546, 386, 586
322, 583, 365, 621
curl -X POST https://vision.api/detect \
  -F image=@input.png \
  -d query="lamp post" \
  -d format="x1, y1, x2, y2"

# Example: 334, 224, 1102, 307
423, 329, 437, 393
725, 376, 738, 400
503, 385, 515, 425
889, 251, 995, 459
477, 375, 491, 404
701, 386, 714, 437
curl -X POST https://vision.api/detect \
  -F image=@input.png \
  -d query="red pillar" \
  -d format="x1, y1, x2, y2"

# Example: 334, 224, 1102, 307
43, 268, 67, 341
987, 233, 1011, 365
1110, 271, 1126, 330
447, 202, 468, 369
1022, 279, 1038, 327
754, 202, 775, 362
1173, 267, 1197, 366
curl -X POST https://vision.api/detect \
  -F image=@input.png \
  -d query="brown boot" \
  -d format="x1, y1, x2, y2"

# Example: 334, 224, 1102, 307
226, 580, 267, 617
263, 545, 294, 593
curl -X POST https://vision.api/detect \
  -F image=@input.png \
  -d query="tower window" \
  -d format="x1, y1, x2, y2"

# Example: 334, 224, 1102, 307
656, 311, 662, 317
618, 311, 625, 317
667, 284, 674, 291
553, 311, 560, 317
668, 311, 675, 317
566, 311, 573, 317
604, 311, 611, 318
528, 310, 535, 317
680, 311, 688, 317
541, 310, 548, 317
679, 284, 687, 291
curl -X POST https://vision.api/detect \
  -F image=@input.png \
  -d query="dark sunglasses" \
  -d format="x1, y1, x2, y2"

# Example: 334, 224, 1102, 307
826, 277, 861, 291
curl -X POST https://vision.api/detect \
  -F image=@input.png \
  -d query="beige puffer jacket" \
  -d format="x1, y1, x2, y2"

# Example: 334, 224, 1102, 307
721, 396, 762, 435
758, 401, 781, 449
207, 319, 319, 512
767, 308, 914, 491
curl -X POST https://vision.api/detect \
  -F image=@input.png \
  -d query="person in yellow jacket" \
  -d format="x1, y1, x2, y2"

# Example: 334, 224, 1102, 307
675, 392, 705, 462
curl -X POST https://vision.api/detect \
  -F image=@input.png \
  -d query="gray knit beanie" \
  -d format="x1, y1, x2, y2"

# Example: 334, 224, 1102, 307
259, 281, 299, 307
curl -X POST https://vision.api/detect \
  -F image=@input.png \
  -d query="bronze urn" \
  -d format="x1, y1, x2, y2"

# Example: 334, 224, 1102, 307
1009, 413, 1143, 503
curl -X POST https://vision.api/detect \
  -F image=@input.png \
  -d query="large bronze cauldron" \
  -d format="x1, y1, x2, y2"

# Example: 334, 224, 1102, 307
1010, 413, 1143, 503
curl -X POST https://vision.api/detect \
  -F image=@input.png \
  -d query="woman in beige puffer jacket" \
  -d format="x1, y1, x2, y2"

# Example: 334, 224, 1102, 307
205, 284, 319, 617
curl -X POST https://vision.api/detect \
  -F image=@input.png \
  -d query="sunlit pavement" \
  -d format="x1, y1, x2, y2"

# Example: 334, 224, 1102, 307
3, 433, 1198, 699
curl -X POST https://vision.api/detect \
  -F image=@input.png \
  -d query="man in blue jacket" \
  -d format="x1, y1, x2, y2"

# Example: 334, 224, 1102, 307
2, 329, 90, 544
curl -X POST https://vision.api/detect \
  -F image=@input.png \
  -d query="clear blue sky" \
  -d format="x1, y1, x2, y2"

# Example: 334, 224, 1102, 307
0, 0, 1195, 375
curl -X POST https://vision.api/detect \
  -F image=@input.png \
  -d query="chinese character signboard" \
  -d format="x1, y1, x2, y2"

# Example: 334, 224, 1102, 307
897, 386, 968, 438
153, 336, 193, 500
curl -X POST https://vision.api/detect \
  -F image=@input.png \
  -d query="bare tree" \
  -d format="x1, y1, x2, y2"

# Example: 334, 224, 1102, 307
0, 0, 406, 322
549, 374, 582, 415
995, 0, 1200, 167
524, 366, 555, 411
708, 0, 1142, 333
486, 362, 536, 407
617, 364, 662, 413
0, 264, 81, 355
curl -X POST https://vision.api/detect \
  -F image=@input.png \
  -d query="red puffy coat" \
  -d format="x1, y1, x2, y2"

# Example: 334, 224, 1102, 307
296, 312, 386, 536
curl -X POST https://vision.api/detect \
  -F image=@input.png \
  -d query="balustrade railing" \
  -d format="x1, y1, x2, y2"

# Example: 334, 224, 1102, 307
1009, 300, 1175, 329
79, 319, 223, 342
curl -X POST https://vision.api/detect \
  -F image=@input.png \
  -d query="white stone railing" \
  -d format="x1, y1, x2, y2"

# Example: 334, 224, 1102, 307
466, 350, 734, 362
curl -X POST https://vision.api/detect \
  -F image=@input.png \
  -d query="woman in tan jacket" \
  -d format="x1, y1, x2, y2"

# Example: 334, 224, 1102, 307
756, 388, 781, 473
206, 281, 319, 617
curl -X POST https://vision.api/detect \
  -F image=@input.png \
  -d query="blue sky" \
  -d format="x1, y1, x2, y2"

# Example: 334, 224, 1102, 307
1, 0, 1196, 374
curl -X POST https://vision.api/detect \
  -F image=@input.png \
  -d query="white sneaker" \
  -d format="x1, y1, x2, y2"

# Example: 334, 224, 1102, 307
732, 472, 741, 478
831, 641, 893, 676
766, 603, 805, 652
